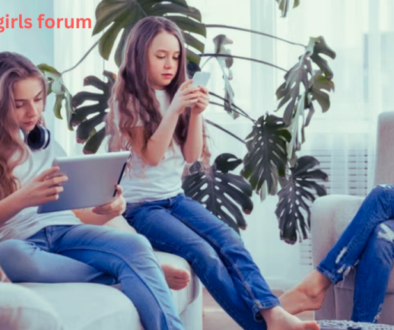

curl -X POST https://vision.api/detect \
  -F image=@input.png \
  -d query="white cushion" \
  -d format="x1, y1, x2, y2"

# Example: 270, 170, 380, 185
20, 283, 138, 330
0, 283, 64, 330
19, 251, 198, 330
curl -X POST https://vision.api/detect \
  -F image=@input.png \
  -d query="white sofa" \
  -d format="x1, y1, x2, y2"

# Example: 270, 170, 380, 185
311, 112, 394, 325
0, 217, 202, 330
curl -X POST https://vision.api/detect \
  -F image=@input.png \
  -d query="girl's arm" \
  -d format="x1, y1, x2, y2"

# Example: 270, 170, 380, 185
73, 185, 126, 225
132, 80, 199, 166
183, 112, 203, 163
131, 109, 181, 166
182, 86, 209, 163
0, 192, 28, 225
0, 167, 67, 225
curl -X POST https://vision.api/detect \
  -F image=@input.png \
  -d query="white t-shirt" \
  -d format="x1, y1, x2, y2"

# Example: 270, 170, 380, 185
121, 90, 186, 203
0, 139, 81, 242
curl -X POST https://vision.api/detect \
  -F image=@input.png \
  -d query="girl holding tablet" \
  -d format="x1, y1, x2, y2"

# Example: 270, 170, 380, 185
107, 16, 319, 330
0, 51, 185, 330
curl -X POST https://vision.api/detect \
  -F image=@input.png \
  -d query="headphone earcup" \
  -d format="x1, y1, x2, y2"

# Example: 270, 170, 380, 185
27, 125, 50, 150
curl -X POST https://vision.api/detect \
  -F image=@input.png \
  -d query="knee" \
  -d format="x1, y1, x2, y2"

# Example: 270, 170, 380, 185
0, 240, 39, 281
369, 184, 394, 201
189, 240, 221, 267
0, 239, 28, 265
118, 233, 153, 253
373, 221, 394, 245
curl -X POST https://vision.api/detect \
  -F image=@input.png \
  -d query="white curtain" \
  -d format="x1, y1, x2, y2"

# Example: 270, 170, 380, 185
53, 0, 104, 155
51, 0, 394, 289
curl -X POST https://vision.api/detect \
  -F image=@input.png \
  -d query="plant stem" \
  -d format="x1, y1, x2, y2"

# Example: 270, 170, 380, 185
200, 54, 287, 72
62, 40, 99, 75
205, 24, 306, 48
209, 101, 249, 120
200, 56, 213, 70
209, 92, 256, 123
205, 119, 246, 145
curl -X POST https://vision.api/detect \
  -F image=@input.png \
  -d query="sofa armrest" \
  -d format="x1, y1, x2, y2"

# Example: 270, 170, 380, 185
0, 283, 64, 330
311, 194, 364, 266
311, 195, 364, 320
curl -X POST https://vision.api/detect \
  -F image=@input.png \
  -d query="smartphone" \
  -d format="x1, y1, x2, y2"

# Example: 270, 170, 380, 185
191, 71, 211, 88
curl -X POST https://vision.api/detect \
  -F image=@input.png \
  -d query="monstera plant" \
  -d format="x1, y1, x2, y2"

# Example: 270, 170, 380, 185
40, 0, 335, 244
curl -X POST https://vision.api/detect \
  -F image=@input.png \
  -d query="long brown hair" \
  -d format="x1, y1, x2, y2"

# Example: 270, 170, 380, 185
106, 16, 210, 166
0, 52, 47, 200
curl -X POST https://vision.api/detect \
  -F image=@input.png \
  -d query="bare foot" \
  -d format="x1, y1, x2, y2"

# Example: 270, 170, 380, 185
262, 306, 320, 330
161, 264, 190, 290
280, 270, 331, 315
0, 266, 10, 283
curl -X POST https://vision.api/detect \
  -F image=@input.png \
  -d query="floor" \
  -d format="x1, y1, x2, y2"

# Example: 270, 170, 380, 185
202, 288, 314, 330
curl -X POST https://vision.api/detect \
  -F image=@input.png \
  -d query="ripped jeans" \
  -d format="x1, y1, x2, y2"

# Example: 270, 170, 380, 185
318, 184, 394, 323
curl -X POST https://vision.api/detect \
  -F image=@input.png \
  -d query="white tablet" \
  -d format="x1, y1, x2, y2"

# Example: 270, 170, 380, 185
37, 151, 130, 214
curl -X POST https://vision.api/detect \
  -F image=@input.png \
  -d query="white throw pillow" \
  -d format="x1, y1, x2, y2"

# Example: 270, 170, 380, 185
0, 283, 64, 330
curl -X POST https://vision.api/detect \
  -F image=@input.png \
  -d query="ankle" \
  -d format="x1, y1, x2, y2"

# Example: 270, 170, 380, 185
260, 306, 284, 322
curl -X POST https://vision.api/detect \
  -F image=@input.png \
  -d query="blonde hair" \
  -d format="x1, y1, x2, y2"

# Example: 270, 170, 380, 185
0, 52, 47, 199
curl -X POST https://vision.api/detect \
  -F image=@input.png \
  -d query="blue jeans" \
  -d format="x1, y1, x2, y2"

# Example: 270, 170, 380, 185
0, 225, 184, 330
318, 184, 394, 323
124, 193, 280, 330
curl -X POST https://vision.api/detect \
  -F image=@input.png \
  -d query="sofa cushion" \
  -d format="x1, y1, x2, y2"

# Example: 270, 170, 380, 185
19, 252, 198, 330
0, 283, 64, 330
20, 283, 139, 330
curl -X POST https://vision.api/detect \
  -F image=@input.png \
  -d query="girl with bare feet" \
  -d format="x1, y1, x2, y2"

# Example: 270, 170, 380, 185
0, 52, 185, 330
106, 16, 320, 330
281, 184, 394, 323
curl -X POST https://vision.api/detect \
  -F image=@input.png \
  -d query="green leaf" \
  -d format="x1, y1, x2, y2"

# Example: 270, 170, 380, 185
38, 64, 74, 130
37, 64, 61, 77
309, 70, 335, 114
167, 16, 206, 36
54, 94, 64, 120
242, 114, 291, 199
70, 103, 107, 127
114, 25, 134, 67
72, 91, 108, 107
72, 71, 116, 151
276, 52, 312, 125
182, 153, 253, 233
93, 0, 206, 65
76, 112, 107, 143
183, 33, 205, 53
307, 36, 336, 78
287, 93, 305, 159
99, 10, 138, 60
83, 127, 107, 154
150, 4, 202, 21
93, 0, 128, 35
276, 0, 300, 17
186, 48, 201, 65
275, 156, 328, 244
212, 34, 238, 118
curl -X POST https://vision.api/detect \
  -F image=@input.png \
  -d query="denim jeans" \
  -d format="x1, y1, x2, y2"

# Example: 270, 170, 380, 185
0, 224, 184, 330
318, 184, 394, 323
124, 193, 280, 330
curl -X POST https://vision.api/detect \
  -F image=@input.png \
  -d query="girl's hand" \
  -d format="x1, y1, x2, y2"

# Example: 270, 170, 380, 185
168, 80, 200, 115
191, 86, 209, 115
92, 185, 126, 217
16, 167, 68, 208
